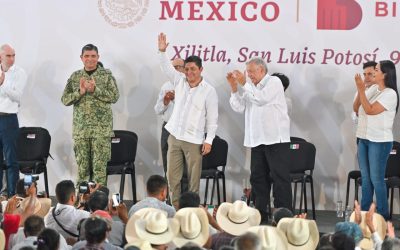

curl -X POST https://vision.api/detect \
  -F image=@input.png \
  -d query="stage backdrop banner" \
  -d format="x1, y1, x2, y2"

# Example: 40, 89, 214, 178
1, 0, 399, 210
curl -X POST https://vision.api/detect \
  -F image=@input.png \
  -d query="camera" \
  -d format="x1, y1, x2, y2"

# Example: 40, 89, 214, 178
112, 193, 120, 207
24, 175, 39, 188
78, 181, 96, 194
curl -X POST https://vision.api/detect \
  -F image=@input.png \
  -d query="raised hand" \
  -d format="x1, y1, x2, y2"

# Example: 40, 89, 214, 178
355, 73, 365, 92
0, 68, 4, 85
226, 72, 238, 93
79, 77, 87, 96
365, 203, 376, 233
354, 200, 361, 225
87, 76, 96, 93
233, 70, 246, 86
158, 33, 169, 52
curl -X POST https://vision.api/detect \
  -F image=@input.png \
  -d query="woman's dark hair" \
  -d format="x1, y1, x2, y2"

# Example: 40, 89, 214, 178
36, 228, 60, 250
85, 217, 108, 244
380, 60, 399, 112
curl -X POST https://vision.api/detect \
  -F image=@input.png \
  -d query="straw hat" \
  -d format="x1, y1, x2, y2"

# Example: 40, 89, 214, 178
277, 218, 319, 250
216, 200, 261, 236
173, 207, 209, 247
0, 229, 5, 250
18, 197, 51, 218
125, 208, 178, 245
126, 208, 168, 244
350, 211, 387, 250
247, 226, 288, 250
124, 239, 153, 250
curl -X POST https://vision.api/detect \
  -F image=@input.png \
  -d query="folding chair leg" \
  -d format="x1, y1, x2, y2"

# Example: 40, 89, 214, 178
299, 181, 305, 214
210, 177, 216, 205
44, 167, 49, 198
131, 168, 137, 203
293, 182, 298, 213
390, 187, 394, 220
204, 178, 210, 207
222, 174, 226, 202
303, 180, 308, 212
216, 176, 221, 205
355, 178, 359, 202
310, 177, 316, 220
120, 171, 126, 202
345, 175, 351, 208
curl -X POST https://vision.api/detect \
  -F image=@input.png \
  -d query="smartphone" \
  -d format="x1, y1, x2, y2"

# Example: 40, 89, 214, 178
112, 193, 120, 207
24, 175, 32, 188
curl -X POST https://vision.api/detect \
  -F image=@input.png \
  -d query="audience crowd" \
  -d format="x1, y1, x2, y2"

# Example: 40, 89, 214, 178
0, 175, 399, 250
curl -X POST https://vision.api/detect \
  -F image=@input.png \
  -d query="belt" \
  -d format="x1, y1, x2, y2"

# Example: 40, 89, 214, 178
0, 112, 13, 116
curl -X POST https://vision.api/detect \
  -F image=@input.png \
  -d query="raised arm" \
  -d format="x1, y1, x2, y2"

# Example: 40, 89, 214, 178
355, 74, 385, 115
158, 33, 183, 86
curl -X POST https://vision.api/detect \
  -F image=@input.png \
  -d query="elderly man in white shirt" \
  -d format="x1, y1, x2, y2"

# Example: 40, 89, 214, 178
227, 57, 291, 224
158, 33, 218, 209
0, 44, 27, 198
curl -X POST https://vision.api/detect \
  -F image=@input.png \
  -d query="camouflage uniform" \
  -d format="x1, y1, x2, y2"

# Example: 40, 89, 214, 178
61, 67, 119, 186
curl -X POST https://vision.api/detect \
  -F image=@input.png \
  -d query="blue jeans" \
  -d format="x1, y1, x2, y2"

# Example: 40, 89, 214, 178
358, 138, 392, 220
0, 114, 20, 197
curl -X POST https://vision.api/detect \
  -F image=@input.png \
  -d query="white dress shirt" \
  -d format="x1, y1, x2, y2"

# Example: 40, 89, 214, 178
0, 64, 27, 113
230, 73, 290, 147
159, 52, 218, 145
154, 81, 175, 122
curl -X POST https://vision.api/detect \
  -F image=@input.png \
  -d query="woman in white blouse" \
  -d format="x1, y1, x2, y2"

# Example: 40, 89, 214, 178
353, 60, 399, 220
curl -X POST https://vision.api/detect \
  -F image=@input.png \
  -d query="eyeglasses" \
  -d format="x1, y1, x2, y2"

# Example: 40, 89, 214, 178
173, 65, 184, 69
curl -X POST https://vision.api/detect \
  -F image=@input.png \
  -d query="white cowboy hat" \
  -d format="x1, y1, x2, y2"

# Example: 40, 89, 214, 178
124, 239, 153, 250
277, 218, 319, 250
216, 200, 261, 236
18, 197, 51, 218
173, 207, 209, 247
247, 226, 288, 250
126, 209, 179, 245
350, 211, 387, 250
0, 229, 5, 250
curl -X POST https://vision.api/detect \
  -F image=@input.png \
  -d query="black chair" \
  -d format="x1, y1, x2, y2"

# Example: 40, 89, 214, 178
17, 127, 52, 197
106, 130, 138, 202
290, 137, 307, 142
279, 141, 317, 219
188, 136, 228, 206
384, 141, 400, 219
345, 170, 361, 208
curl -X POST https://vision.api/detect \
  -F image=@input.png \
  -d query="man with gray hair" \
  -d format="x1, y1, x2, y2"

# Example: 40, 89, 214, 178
0, 44, 27, 197
227, 57, 291, 224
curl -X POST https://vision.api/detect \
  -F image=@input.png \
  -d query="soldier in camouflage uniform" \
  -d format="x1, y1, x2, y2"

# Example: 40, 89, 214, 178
61, 44, 119, 186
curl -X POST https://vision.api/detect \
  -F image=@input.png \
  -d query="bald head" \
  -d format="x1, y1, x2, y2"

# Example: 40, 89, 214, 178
171, 58, 184, 73
0, 44, 16, 71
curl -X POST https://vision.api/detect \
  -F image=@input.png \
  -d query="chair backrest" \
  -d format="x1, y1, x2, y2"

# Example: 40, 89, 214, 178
385, 141, 400, 178
17, 127, 51, 161
290, 136, 307, 142
202, 136, 228, 170
108, 130, 138, 165
278, 141, 316, 174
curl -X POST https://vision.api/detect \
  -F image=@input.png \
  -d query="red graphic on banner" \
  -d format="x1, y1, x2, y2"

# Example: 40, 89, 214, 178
317, 0, 362, 30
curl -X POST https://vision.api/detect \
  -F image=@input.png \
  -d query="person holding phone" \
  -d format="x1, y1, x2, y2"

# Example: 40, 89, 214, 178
61, 44, 119, 186
0, 44, 27, 198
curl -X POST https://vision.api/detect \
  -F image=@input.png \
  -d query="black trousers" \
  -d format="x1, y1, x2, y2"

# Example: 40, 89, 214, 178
250, 144, 292, 215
